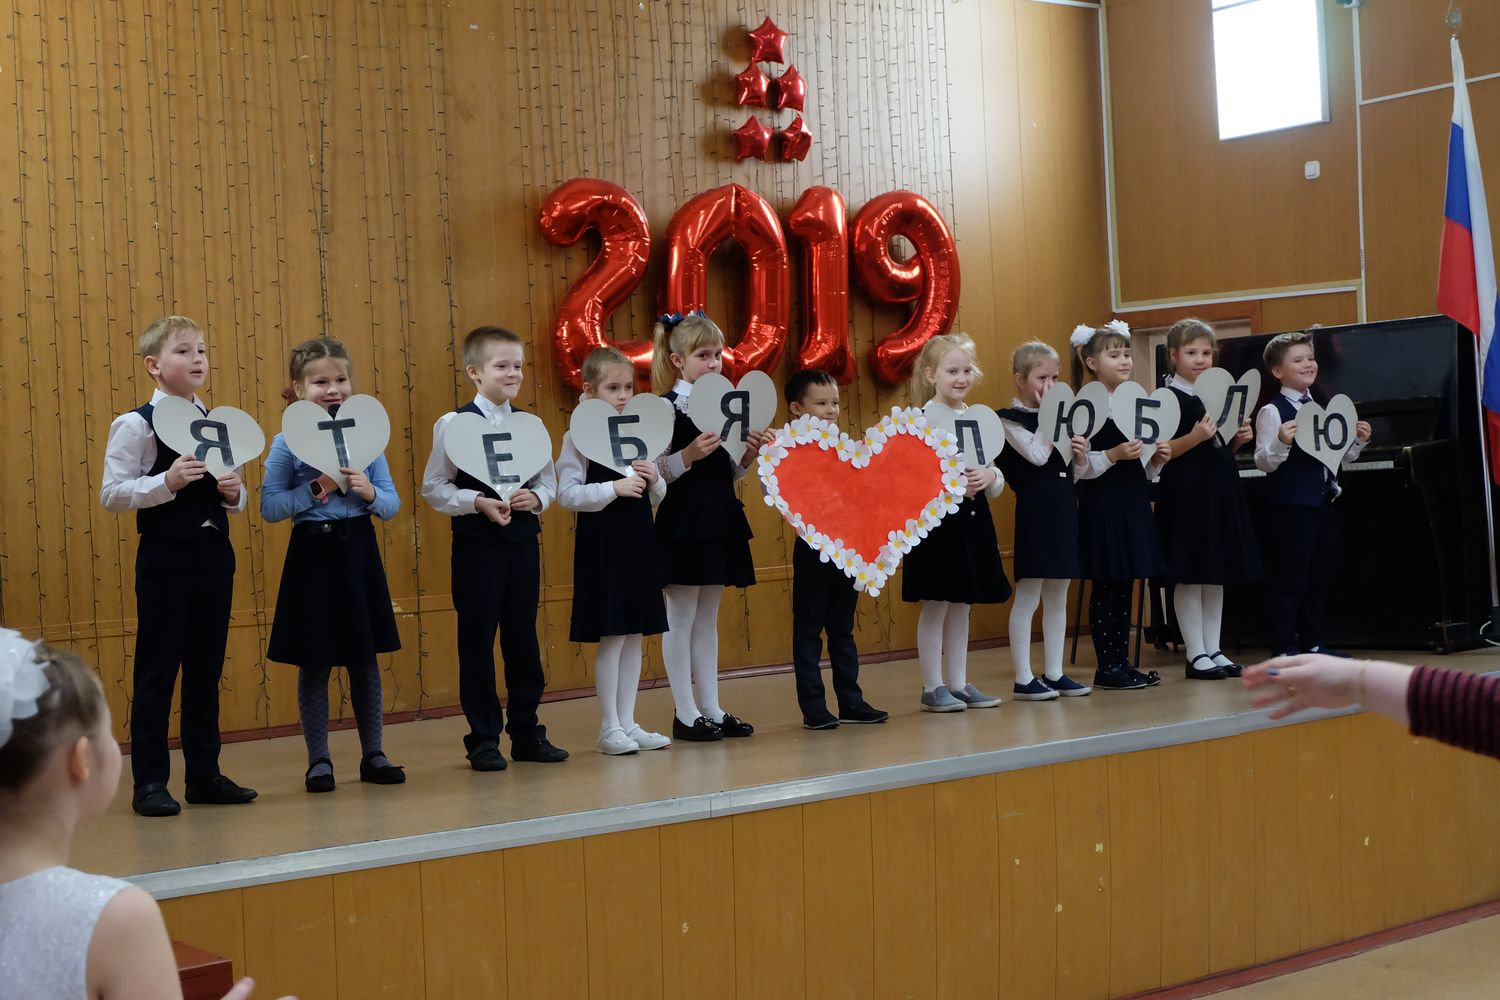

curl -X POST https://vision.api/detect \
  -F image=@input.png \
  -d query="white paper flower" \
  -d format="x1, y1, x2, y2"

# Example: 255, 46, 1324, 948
814, 424, 838, 450
0, 628, 48, 751
1070, 324, 1095, 347
941, 455, 963, 476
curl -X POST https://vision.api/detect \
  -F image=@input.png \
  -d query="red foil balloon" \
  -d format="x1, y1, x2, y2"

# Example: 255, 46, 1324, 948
780, 115, 812, 162
746, 16, 788, 63
538, 179, 652, 391
850, 191, 961, 384
731, 116, 773, 160
733, 64, 771, 107
661, 183, 790, 378
787, 187, 855, 384
772, 65, 807, 112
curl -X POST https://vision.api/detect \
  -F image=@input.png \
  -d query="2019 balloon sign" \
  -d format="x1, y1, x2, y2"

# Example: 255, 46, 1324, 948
541, 179, 960, 392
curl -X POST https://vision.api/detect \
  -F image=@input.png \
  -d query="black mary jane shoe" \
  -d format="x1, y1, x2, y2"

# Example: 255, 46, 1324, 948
672, 715, 723, 742
717, 713, 755, 738
1209, 651, 1244, 678
304, 758, 336, 794
1185, 654, 1228, 681
359, 753, 406, 785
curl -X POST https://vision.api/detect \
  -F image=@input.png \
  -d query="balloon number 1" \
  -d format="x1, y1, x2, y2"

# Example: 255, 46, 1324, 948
541, 181, 960, 391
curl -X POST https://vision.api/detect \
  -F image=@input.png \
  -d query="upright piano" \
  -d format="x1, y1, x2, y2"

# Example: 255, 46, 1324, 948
1213, 316, 1498, 653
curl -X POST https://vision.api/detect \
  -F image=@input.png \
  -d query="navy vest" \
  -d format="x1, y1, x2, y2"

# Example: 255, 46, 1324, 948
132, 402, 230, 540
1266, 394, 1333, 508
450, 401, 542, 542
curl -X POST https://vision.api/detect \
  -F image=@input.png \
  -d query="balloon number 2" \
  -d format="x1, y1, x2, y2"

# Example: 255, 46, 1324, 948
541, 181, 960, 391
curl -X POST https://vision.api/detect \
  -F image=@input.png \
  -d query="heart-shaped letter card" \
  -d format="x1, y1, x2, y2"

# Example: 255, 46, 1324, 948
757, 407, 967, 596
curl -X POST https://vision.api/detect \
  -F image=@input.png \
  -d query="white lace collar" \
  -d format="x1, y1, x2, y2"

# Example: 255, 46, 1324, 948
670, 379, 693, 414
1009, 397, 1039, 413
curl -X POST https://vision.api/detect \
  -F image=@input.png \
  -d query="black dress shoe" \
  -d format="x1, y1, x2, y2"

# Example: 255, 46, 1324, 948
131, 783, 181, 817
467, 746, 508, 772
803, 709, 840, 730
1303, 645, 1352, 659
1185, 654, 1228, 681
672, 715, 722, 742
359, 753, 406, 785
717, 713, 754, 738
1209, 651, 1244, 678
839, 702, 890, 725
305, 758, 336, 794
185, 774, 258, 805
511, 737, 569, 763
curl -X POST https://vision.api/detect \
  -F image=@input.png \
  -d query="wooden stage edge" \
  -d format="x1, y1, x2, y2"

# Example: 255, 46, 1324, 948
86, 645, 1499, 902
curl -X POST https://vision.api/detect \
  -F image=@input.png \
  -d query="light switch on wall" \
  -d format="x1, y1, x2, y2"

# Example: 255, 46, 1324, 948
1305, 160, 1321, 180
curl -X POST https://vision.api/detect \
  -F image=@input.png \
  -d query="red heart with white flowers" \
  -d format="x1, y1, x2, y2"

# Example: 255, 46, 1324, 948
757, 409, 966, 595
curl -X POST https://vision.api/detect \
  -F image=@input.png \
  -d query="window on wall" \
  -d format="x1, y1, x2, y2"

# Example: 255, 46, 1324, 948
1211, 0, 1329, 140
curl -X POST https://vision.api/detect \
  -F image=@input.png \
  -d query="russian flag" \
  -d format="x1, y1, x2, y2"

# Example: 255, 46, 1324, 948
1437, 36, 1500, 482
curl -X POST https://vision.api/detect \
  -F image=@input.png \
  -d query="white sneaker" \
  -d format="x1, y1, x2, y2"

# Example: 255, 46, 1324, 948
597, 727, 640, 756
625, 725, 671, 751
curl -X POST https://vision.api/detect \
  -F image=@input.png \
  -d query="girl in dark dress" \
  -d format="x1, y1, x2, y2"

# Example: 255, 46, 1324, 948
1072, 322, 1168, 691
902, 333, 1012, 713
1156, 319, 1262, 680
559, 347, 672, 755
998, 341, 1093, 702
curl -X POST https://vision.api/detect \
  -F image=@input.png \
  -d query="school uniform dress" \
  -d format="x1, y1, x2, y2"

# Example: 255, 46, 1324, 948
998, 402, 1080, 581
421, 395, 556, 753
902, 401, 1012, 605
1154, 375, 1262, 585
1075, 418, 1166, 582
557, 432, 669, 643
261, 432, 401, 668
653, 380, 756, 588
1253, 386, 1367, 653
99, 389, 244, 790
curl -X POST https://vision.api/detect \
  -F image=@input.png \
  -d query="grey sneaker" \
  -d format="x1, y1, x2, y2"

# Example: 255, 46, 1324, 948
951, 683, 1002, 708
920, 686, 967, 713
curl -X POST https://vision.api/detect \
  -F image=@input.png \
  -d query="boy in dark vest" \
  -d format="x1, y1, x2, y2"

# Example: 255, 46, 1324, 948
421, 326, 568, 771
99, 315, 257, 817
1253, 331, 1372, 658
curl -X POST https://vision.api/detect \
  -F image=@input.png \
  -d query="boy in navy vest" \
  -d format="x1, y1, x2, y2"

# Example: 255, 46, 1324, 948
1253, 331, 1371, 657
421, 326, 568, 771
99, 315, 257, 817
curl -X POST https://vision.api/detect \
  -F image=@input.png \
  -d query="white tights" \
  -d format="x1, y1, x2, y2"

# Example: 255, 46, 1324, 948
594, 633, 643, 735
917, 600, 972, 692
1173, 584, 1229, 665
1008, 578, 1070, 684
662, 584, 727, 725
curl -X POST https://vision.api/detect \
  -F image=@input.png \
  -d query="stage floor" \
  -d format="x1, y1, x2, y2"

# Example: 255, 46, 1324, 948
78, 643, 1499, 898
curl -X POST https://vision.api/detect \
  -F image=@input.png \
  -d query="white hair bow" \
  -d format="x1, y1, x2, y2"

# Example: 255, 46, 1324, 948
1070, 324, 1095, 347
1104, 319, 1131, 337
0, 629, 48, 751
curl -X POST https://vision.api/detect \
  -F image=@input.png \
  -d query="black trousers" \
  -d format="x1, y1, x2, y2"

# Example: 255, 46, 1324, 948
1267, 503, 1338, 653
791, 541, 864, 716
452, 535, 545, 753
131, 533, 235, 788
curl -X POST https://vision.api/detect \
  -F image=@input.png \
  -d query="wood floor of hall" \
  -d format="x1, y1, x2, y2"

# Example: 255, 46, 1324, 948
77, 643, 1498, 883
1211, 913, 1500, 998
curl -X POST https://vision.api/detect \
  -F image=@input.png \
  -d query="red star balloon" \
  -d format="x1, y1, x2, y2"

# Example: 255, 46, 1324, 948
747, 16, 788, 64
772, 65, 807, 112
733, 64, 771, 107
732, 115, 773, 160
780, 115, 812, 161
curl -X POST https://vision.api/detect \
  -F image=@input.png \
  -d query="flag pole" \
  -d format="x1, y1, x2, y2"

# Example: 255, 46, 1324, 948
1467, 333, 1500, 618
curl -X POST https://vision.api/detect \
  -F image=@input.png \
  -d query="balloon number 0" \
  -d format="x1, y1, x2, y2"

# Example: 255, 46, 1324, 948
541, 181, 960, 391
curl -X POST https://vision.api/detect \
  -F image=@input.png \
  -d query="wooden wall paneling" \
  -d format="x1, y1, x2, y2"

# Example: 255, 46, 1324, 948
1378, 725, 1428, 928
1358, 0, 1500, 101
332, 864, 428, 998
870, 784, 939, 1000
995, 764, 1058, 1000
1107, 750, 1162, 997
160, 888, 247, 979
419, 852, 509, 999
1250, 728, 1301, 963
1051, 757, 1110, 1000
242, 876, 340, 1000
583, 827, 665, 1000
1459, 746, 1500, 907
802, 794, 876, 1000
1336, 713, 1388, 940
1204, 733, 1256, 974
1418, 736, 1469, 917
732, 807, 807, 1000
934, 775, 1001, 1000
660, 817, 738, 1000
1157, 742, 1210, 986
502, 839, 590, 998
1258, 291, 1361, 334
1294, 721, 1344, 951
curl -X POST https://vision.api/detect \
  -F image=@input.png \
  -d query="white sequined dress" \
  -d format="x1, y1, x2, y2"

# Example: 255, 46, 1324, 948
0, 866, 131, 999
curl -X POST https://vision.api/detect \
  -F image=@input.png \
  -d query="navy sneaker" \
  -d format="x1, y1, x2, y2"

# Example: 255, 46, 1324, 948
1042, 674, 1092, 697
1012, 677, 1060, 701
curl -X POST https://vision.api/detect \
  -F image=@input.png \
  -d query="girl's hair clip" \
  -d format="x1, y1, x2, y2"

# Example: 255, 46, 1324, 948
657, 309, 707, 330
0, 628, 49, 751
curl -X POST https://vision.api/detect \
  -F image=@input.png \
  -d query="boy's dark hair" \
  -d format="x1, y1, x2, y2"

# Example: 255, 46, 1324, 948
784, 368, 838, 406
463, 326, 524, 370
1263, 330, 1315, 370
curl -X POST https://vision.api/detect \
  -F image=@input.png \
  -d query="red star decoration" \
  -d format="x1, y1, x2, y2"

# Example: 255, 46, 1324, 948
747, 16, 788, 64
780, 115, 812, 161
733, 64, 771, 107
732, 116, 773, 160
772, 65, 806, 112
